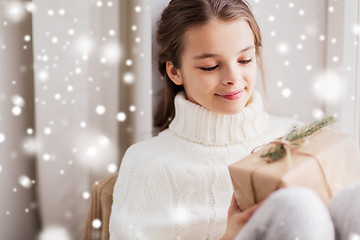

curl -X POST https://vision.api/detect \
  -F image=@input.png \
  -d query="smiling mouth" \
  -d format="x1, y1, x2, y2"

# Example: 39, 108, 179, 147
215, 88, 245, 100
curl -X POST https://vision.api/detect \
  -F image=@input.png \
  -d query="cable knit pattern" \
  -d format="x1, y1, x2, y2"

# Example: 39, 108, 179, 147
109, 90, 302, 240
169, 90, 270, 145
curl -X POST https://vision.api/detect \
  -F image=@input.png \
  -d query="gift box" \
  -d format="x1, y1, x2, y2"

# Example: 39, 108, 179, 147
229, 126, 360, 212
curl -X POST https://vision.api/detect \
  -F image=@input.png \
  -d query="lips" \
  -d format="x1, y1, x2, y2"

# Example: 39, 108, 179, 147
216, 88, 244, 100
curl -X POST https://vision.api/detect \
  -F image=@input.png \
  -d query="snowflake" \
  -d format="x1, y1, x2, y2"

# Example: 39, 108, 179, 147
129, 105, 136, 112
47, 9, 54, 16
107, 163, 117, 173
123, 72, 134, 84
6, 1, 26, 22
96, 105, 106, 115
18, 175, 32, 188
117, 112, 126, 122
312, 108, 324, 120
24, 35, 31, 42
92, 219, 102, 229
313, 71, 344, 104
12, 106, 22, 116
134, 6, 142, 13
281, 88, 292, 98
42, 153, 50, 161
82, 191, 90, 199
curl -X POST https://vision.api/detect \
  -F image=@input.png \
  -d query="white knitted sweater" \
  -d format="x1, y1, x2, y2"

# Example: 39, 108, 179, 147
109, 90, 301, 240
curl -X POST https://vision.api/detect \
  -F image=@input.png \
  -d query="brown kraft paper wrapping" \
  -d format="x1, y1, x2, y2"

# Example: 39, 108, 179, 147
228, 128, 360, 212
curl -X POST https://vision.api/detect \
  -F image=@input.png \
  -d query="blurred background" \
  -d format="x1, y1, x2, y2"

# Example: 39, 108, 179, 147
0, 0, 359, 239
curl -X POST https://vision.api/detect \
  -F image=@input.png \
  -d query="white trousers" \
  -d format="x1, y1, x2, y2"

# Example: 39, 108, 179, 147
235, 182, 360, 240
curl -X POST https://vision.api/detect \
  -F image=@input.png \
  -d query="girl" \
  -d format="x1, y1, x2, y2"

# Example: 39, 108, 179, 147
109, 0, 360, 239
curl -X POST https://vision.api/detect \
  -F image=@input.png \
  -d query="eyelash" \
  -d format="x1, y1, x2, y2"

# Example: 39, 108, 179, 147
200, 59, 253, 72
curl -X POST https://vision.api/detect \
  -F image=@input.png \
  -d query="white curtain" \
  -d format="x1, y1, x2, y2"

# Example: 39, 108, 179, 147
0, 0, 152, 239
0, 1, 40, 238
0, 0, 359, 239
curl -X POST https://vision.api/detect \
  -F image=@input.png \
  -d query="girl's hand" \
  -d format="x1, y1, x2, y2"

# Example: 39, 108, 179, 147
221, 193, 265, 240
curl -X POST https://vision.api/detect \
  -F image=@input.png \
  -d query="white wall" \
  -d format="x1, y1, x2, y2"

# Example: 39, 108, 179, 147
248, 0, 359, 140
248, 0, 327, 121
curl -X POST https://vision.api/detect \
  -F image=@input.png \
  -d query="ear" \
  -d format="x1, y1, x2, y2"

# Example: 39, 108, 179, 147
166, 61, 183, 85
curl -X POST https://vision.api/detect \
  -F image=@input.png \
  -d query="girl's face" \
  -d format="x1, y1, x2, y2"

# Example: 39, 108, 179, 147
166, 18, 257, 115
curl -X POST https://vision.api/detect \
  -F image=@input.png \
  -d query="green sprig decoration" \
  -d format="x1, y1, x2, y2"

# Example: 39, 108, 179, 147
260, 116, 337, 162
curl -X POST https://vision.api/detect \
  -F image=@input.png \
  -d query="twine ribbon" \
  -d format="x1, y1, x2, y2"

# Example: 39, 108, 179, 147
250, 136, 333, 203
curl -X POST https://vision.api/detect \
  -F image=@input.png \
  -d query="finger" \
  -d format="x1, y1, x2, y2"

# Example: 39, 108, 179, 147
241, 202, 262, 219
257, 198, 267, 207
228, 193, 241, 215
259, 199, 265, 205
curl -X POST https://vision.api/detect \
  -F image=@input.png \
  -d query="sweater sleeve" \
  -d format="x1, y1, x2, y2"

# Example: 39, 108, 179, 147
109, 144, 176, 240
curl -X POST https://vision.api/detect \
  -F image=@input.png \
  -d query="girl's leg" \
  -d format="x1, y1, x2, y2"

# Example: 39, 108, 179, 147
235, 187, 335, 240
328, 181, 360, 240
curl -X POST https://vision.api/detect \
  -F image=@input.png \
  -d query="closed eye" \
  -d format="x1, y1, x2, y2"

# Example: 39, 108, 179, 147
200, 59, 252, 72
200, 65, 219, 72
239, 59, 252, 64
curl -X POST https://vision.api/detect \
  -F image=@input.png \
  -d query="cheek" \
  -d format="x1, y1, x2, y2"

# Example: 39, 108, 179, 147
196, 75, 218, 92
247, 65, 257, 83
184, 70, 215, 90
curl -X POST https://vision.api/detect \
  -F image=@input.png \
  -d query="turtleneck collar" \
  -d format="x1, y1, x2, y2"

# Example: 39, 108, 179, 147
168, 90, 270, 146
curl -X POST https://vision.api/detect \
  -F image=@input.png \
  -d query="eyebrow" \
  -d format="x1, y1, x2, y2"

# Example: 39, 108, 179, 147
193, 45, 255, 60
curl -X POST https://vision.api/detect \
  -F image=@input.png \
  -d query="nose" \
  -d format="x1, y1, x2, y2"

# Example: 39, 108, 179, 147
221, 64, 240, 86
224, 80, 234, 86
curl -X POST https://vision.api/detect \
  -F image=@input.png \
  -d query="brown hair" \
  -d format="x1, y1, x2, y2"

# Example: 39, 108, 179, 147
154, 0, 264, 132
